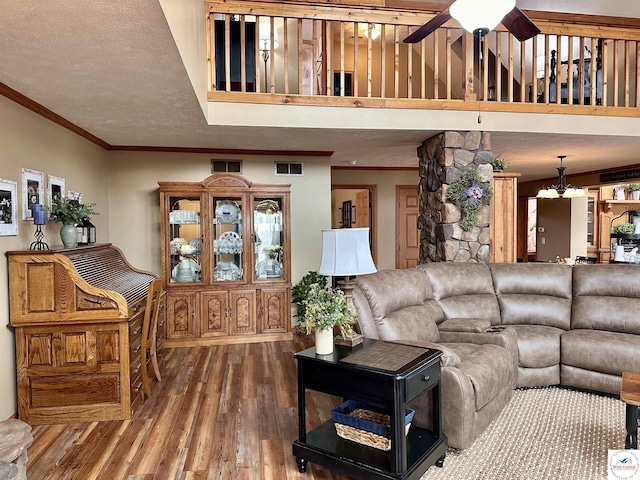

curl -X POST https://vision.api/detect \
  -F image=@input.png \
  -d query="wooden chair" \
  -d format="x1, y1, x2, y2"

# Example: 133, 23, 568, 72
141, 279, 164, 398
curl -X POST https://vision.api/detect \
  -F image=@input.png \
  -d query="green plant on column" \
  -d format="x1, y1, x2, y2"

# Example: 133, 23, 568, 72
47, 194, 98, 248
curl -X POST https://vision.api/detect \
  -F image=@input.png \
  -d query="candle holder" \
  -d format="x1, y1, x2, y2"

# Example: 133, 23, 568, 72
29, 204, 49, 251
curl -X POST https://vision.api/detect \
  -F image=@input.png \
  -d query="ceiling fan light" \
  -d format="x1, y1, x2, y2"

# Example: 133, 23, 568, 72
450, 0, 516, 34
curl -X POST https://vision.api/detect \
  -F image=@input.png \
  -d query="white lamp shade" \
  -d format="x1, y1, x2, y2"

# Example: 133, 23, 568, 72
450, 0, 515, 34
536, 189, 548, 198
318, 228, 377, 277
259, 19, 280, 50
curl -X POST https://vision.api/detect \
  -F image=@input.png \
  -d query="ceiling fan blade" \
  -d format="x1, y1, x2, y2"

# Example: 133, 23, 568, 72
403, 7, 451, 43
502, 7, 541, 42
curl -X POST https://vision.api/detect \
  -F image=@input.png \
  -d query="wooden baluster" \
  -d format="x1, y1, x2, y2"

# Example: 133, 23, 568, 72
297, 19, 303, 95
380, 24, 386, 98
507, 33, 514, 103
421, 34, 426, 99
613, 39, 619, 107
434, 29, 439, 100
446, 29, 452, 100
325, 21, 332, 96
368, 23, 373, 98
225, 14, 231, 92
339, 22, 345, 97
354, 21, 359, 97
624, 39, 630, 107
283, 18, 289, 95
495, 32, 502, 102
394, 25, 399, 99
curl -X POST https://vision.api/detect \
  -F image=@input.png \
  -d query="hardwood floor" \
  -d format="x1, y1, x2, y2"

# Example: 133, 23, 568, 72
26, 333, 351, 480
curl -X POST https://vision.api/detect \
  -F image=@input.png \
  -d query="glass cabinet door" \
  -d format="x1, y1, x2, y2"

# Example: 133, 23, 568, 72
168, 196, 202, 284
253, 198, 284, 280
212, 197, 244, 282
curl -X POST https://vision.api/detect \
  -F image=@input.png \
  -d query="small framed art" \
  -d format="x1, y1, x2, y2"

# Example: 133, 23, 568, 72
0, 178, 18, 235
21, 168, 44, 220
47, 175, 65, 207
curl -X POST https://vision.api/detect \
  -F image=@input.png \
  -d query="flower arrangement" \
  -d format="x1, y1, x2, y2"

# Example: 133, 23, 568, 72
300, 283, 356, 338
447, 168, 493, 231
47, 192, 98, 225
263, 245, 282, 260
628, 184, 640, 192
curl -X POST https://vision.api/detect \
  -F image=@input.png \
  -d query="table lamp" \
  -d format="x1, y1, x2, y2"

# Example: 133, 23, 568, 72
318, 227, 377, 346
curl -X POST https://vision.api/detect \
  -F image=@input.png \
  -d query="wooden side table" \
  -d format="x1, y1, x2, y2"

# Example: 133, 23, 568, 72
293, 339, 447, 479
621, 371, 640, 449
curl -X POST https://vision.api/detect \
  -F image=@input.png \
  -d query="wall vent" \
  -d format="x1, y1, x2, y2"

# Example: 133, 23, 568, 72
274, 162, 304, 176
211, 159, 242, 174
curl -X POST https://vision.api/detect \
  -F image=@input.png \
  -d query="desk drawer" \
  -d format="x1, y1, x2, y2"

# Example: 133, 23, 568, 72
405, 362, 440, 401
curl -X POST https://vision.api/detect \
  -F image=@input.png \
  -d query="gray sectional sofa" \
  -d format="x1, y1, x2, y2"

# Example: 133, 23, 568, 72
352, 262, 640, 449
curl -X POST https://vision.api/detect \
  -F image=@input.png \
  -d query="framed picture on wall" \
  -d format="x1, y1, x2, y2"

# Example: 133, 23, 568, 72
47, 175, 65, 208
0, 178, 18, 236
21, 168, 44, 220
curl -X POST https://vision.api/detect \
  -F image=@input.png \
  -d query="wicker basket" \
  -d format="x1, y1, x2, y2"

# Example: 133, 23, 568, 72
331, 400, 415, 451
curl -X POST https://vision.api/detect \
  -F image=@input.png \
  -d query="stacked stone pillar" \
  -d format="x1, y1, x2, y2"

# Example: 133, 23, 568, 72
418, 131, 493, 263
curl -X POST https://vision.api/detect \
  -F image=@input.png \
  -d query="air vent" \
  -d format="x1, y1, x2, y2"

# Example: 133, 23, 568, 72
274, 162, 304, 176
211, 160, 242, 174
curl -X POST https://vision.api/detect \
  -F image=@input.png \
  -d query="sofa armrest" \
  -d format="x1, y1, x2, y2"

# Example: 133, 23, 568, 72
439, 327, 519, 372
439, 318, 492, 333
390, 340, 461, 367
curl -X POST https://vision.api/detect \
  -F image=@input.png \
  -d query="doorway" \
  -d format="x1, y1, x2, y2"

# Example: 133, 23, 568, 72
331, 185, 377, 265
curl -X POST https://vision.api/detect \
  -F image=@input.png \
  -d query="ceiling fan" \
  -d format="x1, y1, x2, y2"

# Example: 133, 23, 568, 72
404, 0, 540, 44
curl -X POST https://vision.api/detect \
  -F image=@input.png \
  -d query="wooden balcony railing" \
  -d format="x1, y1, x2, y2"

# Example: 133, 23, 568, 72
206, 1, 640, 116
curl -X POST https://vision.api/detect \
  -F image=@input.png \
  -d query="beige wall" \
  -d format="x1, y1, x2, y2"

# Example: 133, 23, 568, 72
331, 169, 419, 270
0, 95, 110, 420
107, 152, 332, 285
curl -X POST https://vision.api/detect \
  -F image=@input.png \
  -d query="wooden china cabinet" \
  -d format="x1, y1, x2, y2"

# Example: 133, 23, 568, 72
158, 173, 292, 347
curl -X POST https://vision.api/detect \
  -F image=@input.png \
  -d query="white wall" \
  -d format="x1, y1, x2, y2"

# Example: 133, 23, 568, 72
331, 169, 419, 270
107, 153, 332, 285
0, 95, 110, 420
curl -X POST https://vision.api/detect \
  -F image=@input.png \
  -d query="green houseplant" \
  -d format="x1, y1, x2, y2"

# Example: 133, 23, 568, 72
292, 271, 328, 320
299, 284, 356, 338
629, 184, 640, 200
490, 155, 507, 172
47, 194, 98, 247
613, 223, 635, 234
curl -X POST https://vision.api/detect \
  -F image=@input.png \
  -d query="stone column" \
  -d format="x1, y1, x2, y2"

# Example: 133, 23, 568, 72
418, 131, 493, 263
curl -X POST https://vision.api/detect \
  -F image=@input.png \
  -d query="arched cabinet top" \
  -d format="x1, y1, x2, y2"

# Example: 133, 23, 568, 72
202, 173, 252, 188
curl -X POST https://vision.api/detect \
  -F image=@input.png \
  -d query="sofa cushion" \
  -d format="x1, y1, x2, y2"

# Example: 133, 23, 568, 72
442, 342, 516, 411
418, 263, 500, 324
561, 329, 640, 377
572, 265, 640, 334
374, 305, 441, 343
355, 269, 443, 342
508, 325, 563, 368
490, 263, 572, 329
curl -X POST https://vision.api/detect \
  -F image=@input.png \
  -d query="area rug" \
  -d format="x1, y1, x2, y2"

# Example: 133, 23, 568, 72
421, 386, 627, 480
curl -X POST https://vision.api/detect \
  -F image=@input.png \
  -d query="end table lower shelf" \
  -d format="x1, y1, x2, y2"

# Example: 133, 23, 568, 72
293, 420, 447, 479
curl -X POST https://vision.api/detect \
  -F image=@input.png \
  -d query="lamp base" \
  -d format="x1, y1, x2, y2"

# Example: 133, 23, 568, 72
334, 332, 363, 347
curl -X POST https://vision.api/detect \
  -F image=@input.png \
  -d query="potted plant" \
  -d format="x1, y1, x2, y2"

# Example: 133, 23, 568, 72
613, 223, 635, 235
490, 155, 507, 172
47, 193, 97, 248
292, 271, 328, 320
629, 184, 640, 200
299, 283, 356, 355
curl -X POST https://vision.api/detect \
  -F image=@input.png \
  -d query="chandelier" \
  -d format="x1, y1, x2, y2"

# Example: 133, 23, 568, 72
536, 156, 587, 199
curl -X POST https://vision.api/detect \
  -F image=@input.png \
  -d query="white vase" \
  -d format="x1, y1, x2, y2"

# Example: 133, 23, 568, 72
315, 327, 334, 355
632, 191, 640, 201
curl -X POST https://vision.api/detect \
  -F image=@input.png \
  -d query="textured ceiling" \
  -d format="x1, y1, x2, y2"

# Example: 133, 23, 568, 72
1, 1, 640, 183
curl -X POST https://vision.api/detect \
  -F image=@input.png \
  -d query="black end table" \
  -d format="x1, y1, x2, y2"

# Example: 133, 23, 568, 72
292, 338, 447, 479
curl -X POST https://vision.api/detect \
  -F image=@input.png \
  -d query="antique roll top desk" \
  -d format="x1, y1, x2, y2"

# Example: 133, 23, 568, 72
6, 244, 164, 424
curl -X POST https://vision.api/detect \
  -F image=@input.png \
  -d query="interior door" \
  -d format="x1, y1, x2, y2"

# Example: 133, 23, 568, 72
396, 186, 420, 269
355, 190, 369, 228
